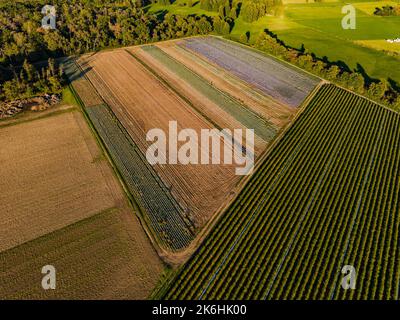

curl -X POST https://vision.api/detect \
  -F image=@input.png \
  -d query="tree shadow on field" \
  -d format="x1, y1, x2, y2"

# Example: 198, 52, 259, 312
333, 60, 351, 73
388, 78, 400, 92
355, 63, 377, 86
63, 63, 93, 82
152, 9, 168, 21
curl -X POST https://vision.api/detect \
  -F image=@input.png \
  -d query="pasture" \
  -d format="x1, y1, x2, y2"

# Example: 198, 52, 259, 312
231, 1, 400, 83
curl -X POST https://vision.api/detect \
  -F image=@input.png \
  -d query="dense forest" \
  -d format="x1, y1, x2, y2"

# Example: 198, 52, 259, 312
0, 0, 214, 101
1, 0, 399, 111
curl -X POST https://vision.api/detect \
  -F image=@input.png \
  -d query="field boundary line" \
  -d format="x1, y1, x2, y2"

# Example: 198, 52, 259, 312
172, 43, 290, 115
157, 84, 326, 282
0, 207, 119, 256
0, 105, 76, 129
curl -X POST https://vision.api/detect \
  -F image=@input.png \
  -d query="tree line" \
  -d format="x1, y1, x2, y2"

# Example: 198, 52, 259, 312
238, 31, 400, 111
0, 59, 62, 102
0, 0, 214, 102
199, 0, 280, 22
374, 5, 400, 16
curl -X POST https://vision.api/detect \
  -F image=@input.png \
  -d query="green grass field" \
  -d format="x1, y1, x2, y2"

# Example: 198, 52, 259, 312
146, 0, 218, 17
232, 1, 400, 83
61, 86, 79, 107
148, 1, 400, 83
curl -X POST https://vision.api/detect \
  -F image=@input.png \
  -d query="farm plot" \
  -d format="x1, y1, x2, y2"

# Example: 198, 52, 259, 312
181, 36, 320, 107
133, 45, 276, 146
163, 84, 400, 300
131, 47, 265, 157
63, 59, 103, 108
0, 208, 163, 300
154, 41, 294, 129
86, 104, 193, 250
0, 111, 119, 252
76, 50, 241, 247
0, 111, 163, 299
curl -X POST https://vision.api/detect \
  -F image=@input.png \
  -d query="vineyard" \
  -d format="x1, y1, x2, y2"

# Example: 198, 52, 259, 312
163, 84, 400, 299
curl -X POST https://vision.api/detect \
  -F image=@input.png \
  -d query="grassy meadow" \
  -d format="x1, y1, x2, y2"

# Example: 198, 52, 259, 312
148, 0, 400, 83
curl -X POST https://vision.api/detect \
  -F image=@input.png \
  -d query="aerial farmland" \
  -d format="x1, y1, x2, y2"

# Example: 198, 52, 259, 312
59, 36, 400, 301
64, 36, 319, 256
0, 108, 163, 299
163, 84, 400, 300
1, 0, 400, 303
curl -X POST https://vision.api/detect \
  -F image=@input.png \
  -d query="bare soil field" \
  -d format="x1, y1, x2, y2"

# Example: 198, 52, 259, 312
155, 42, 294, 129
0, 111, 120, 252
0, 110, 163, 299
77, 50, 241, 228
131, 46, 267, 156
0, 208, 163, 299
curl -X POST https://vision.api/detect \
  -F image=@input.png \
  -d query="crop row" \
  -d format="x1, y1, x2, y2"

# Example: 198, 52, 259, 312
181, 37, 319, 108
64, 58, 194, 251
139, 45, 277, 143
163, 84, 400, 299
86, 105, 193, 250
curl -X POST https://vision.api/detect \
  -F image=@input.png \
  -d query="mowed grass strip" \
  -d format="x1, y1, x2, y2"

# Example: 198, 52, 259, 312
164, 84, 400, 300
0, 208, 163, 299
62, 59, 104, 108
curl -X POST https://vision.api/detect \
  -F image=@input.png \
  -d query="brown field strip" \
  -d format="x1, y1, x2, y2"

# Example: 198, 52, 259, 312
130, 46, 266, 156
0, 208, 163, 299
0, 111, 121, 252
71, 79, 104, 108
77, 50, 241, 227
155, 41, 294, 129
0, 110, 163, 299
